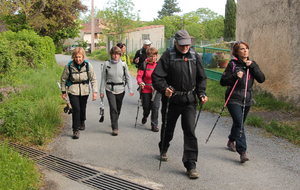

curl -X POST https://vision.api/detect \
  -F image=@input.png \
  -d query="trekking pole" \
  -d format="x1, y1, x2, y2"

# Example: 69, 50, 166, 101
240, 68, 249, 137
134, 88, 142, 128
195, 95, 205, 128
159, 97, 170, 170
205, 79, 239, 144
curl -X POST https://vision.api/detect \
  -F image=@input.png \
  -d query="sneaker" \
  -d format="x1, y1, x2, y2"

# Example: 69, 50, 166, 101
79, 121, 85, 131
142, 117, 147, 124
160, 152, 168, 161
151, 126, 159, 132
186, 169, 200, 179
240, 152, 249, 163
112, 129, 118, 136
73, 131, 80, 139
227, 140, 236, 152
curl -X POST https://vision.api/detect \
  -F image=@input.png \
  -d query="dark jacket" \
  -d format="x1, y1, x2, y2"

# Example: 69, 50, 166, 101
152, 46, 207, 105
133, 47, 148, 69
220, 58, 265, 106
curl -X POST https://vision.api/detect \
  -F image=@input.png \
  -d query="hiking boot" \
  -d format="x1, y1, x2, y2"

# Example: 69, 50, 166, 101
73, 130, 80, 139
160, 152, 168, 161
240, 152, 249, 163
142, 117, 147, 124
112, 129, 118, 136
227, 140, 236, 152
186, 169, 200, 179
151, 126, 159, 132
79, 121, 85, 131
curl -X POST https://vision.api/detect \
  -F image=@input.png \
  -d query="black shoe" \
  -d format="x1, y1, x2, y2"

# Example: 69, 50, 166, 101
142, 117, 147, 124
73, 131, 80, 139
79, 121, 85, 131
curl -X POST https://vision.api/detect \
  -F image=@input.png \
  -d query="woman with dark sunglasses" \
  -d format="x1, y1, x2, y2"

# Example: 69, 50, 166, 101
220, 41, 265, 163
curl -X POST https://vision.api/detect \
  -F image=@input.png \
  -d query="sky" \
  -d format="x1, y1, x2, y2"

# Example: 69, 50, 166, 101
81, 0, 228, 21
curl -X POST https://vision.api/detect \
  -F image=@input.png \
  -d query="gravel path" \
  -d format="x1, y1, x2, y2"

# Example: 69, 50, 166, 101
47, 55, 300, 190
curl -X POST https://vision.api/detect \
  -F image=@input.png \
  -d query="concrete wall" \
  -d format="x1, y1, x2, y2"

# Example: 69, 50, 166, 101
236, 0, 300, 106
125, 26, 165, 54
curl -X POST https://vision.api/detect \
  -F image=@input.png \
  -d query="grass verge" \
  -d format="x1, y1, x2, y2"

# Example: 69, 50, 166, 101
0, 141, 42, 189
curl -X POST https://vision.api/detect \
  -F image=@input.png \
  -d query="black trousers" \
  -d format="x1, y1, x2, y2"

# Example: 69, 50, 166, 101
159, 100, 198, 170
106, 90, 125, 130
68, 94, 89, 131
141, 92, 161, 127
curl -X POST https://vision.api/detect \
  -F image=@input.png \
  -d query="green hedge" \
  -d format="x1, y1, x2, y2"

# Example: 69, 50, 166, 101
0, 30, 55, 76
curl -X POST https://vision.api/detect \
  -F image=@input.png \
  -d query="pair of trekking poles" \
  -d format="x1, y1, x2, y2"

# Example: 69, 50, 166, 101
159, 68, 250, 169
206, 67, 249, 143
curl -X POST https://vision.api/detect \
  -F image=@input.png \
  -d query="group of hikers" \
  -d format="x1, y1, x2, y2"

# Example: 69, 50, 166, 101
60, 30, 265, 179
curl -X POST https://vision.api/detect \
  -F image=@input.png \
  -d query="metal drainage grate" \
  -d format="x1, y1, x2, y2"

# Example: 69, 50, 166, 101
9, 143, 154, 190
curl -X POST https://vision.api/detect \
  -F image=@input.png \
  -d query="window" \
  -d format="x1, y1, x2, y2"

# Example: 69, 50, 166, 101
142, 34, 150, 40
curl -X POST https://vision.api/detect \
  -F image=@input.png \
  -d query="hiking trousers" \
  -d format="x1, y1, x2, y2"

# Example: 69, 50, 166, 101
159, 101, 198, 170
141, 92, 161, 127
68, 94, 89, 131
106, 90, 125, 130
227, 103, 251, 155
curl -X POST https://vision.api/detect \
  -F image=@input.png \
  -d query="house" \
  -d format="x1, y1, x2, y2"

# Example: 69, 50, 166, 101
115, 25, 165, 55
63, 18, 105, 47
65, 19, 165, 54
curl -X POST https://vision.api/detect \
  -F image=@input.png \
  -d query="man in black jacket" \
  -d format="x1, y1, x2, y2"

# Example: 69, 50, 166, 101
152, 30, 208, 179
133, 39, 151, 69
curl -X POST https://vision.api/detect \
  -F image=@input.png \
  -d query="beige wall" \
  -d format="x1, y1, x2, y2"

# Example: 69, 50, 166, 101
236, 0, 300, 106
126, 26, 165, 54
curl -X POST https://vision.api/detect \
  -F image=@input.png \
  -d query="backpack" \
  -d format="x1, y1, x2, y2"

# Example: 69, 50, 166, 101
66, 60, 89, 87
169, 47, 196, 66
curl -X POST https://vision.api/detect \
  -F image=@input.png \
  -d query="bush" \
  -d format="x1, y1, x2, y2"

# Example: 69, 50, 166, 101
55, 45, 63, 54
0, 30, 55, 76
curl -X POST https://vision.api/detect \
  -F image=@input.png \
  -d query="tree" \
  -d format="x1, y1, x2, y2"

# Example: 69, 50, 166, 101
0, 0, 88, 46
102, 0, 137, 42
224, 0, 236, 40
157, 0, 181, 19
149, 8, 224, 41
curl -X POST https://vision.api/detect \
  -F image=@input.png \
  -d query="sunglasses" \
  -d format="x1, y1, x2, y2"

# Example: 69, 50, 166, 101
178, 44, 190, 47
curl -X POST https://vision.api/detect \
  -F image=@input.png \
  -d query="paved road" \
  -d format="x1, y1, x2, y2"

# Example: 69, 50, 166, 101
48, 54, 300, 190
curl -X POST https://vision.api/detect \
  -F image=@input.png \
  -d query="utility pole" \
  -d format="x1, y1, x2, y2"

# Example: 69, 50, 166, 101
91, 0, 95, 53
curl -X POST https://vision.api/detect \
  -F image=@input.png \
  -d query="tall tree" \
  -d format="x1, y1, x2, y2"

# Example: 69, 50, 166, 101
157, 0, 181, 19
224, 0, 236, 39
0, 0, 88, 46
102, 0, 137, 42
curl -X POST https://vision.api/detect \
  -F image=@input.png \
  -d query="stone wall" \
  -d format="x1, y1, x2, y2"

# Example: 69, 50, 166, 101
236, 0, 300, 106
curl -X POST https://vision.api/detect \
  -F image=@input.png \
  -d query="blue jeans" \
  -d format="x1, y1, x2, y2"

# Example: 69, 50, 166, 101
226, 103, 250, 155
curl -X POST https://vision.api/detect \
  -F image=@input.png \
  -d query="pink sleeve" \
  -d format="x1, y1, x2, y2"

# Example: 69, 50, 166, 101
136, 69, 144, 84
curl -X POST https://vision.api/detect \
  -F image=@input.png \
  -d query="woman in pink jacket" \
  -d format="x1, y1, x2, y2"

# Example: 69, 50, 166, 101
136, 47, 161, 132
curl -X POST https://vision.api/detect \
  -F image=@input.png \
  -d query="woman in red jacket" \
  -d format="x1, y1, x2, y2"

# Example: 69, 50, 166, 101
136, 47, 161, 132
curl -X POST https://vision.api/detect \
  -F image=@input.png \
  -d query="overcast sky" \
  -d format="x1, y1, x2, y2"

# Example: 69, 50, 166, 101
82, 0, 228, 21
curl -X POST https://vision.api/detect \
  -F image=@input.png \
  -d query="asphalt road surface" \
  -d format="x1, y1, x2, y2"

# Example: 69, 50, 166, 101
49, 54, 300, 190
